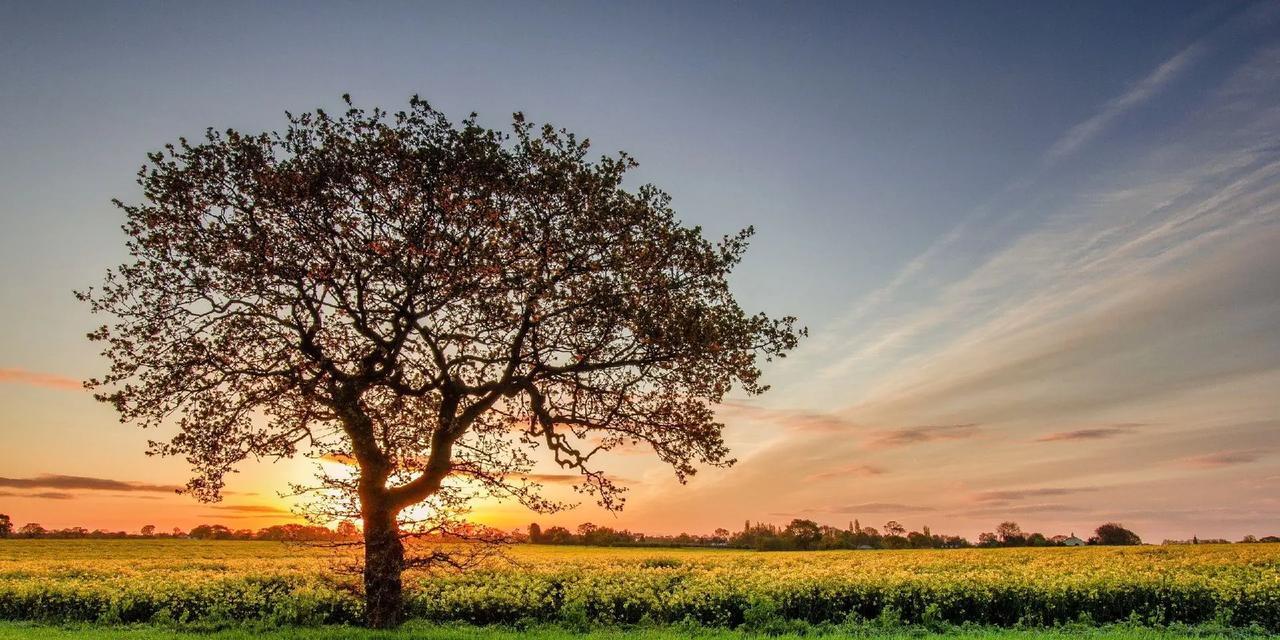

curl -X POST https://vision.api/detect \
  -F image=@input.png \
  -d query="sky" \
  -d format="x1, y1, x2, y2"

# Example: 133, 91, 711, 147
1, 0, 1278, 542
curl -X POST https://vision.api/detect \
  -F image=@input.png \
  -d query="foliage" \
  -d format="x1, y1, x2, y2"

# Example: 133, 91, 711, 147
728, 520, 971, 551
3, 523, 355, 542
1093, 524, 1142, 546
79, 94, 801, 516
2, 540, 1278, 631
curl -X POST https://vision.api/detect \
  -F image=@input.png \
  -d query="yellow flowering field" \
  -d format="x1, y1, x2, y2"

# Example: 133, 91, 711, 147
1, 541, 1277, 629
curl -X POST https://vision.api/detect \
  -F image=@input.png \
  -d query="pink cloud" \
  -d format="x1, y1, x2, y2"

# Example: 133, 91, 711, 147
1179, 450, 1264, 469
971, 486, 1099, 504
1037, 423, 1145, 442
866, 423, 980, 449
0, 474, 182, 493
806, 463, 886, 481
0, 368, 83, 391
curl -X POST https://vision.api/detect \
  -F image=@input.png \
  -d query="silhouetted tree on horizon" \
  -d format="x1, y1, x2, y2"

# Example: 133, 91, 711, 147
784, 518, 822, 550
1092, 522, 1142, 545
18, 523, 45, 538
996, 521, 1024, 546
80, 95, 801, 628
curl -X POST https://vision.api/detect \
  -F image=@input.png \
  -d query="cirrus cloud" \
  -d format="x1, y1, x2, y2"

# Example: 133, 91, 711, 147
865, 424, 980, 449
0, 368, 82, 391
0, 474, 182, 493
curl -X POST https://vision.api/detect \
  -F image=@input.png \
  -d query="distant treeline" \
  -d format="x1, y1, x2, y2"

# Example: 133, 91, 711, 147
527, 519, 1103, 550
1165, 535, 1280, 544
3, 512, 1276, 547
0, 515, 358, 542
526, 519, 1279, 550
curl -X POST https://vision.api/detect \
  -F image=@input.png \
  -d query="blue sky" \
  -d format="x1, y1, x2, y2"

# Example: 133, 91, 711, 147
1, 1, 1277, 539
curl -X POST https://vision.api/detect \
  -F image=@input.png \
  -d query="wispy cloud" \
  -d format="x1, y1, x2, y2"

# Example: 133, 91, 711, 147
954, 503, 1093, 518
972, 487, 1099, 504
0, 474, 182, 493
865, 424, 980, 449
806, 464, 886, 482
832, 502, 936, 514
0, 490, 74, 500
1180, 450, 1264, 468
1037, 424, 1144, 442
1045, 43, 1204, 162
0, 368, 82, 391
208, 504, 292, 514
806, 39, 1213, 386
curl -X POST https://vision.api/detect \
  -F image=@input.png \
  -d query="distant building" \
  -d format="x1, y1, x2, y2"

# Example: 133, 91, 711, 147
1062, 532, 1086, 547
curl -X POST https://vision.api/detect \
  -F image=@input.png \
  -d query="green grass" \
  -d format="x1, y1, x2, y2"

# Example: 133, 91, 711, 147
0, 623, 1274, 640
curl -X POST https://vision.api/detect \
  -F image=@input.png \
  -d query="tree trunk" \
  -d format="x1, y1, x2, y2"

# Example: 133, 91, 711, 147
362, 506, 405, 629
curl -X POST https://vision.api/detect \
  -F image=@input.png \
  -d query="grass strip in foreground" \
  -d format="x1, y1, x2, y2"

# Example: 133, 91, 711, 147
0, 622, 1275, 640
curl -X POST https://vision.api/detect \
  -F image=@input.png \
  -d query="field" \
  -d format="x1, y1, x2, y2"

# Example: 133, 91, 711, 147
1, 541, 1278, 634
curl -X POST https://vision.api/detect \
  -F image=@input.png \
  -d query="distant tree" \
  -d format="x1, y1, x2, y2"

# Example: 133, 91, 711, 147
1025, 532, 1048, 547
140, 524, 157, 537
1093, 522, 1141, 545
996, 521, 1024, 545
713, 527, 730, 540
171, 527, 185, 538
254, 523, 338, 541
881, 534, 909, 549
0, 514, 11, 538
577, 523, 598, 537
784, 519, 822, 550
814, 525, 844, 550
1240, 534, 1258, 543
336, 520, 360, 539
883, 520, 906, 537
18, 523, 46, 538
541, 526, 575, 544
906, 530, 933, 548
858, 526, 882, 548
527, 523, 543, 543
977, 531, 999, 547
80, 95, 801, 628
188, 524, 234, 540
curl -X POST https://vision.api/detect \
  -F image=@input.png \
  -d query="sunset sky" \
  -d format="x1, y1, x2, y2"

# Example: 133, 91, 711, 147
2, 1, 1278, 541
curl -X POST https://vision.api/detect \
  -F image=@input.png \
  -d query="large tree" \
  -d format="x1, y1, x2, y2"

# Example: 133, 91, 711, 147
80, 96, 801, 627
